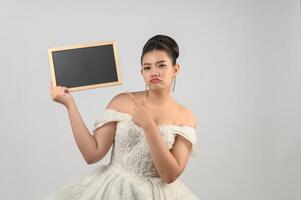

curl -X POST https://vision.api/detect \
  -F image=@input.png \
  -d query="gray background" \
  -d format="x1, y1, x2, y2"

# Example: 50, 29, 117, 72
0, 0, 300, 199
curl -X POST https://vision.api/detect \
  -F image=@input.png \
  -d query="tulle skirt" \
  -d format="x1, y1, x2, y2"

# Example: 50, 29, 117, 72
42, 163, 199, 200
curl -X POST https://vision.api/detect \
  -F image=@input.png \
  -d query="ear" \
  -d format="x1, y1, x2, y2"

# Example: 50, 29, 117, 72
174, 64, 180, 76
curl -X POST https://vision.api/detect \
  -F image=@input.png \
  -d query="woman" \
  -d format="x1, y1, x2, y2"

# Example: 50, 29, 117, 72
44, 35, 199, 199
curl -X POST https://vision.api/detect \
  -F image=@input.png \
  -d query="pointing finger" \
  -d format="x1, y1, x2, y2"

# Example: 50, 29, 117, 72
127, 92, 140, 106
141, 96, 146, 106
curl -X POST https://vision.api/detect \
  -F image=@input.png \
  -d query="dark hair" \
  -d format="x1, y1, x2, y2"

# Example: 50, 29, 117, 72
140, 34, 179, 66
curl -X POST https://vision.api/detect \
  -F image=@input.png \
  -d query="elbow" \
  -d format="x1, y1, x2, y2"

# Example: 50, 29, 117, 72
163, 174, 178, 184
162, 167, 182, 184
85, 153, 104, 165
85, 155, 98, 165
85, 158, 95, 165
164, 176, 177, 184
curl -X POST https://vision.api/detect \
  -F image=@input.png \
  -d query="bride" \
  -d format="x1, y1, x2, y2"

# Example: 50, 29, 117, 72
44, 34, 199, 199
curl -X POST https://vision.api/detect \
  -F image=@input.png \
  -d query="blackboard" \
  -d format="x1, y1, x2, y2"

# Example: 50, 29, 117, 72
48, 41, 122, 92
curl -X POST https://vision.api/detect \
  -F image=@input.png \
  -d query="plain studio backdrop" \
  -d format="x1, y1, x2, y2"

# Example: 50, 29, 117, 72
0, 0, 300, 199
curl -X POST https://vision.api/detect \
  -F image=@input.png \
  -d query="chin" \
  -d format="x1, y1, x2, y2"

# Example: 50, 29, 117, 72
149, 86, 165, 91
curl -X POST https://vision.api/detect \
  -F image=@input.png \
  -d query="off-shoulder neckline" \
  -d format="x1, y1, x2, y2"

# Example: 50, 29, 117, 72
104, 108, 196, 131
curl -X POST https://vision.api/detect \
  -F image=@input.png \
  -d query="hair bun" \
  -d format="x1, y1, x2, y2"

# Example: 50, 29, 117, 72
141, 34, 180, 65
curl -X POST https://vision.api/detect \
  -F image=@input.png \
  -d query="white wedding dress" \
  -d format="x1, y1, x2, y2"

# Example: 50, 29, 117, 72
42, 108, 199, 200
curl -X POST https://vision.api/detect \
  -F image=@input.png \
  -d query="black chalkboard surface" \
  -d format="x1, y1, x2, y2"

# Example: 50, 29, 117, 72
48, 41, 122, 92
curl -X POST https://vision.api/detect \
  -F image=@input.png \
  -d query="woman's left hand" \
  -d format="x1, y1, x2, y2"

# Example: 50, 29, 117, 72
127, 92, 156, 131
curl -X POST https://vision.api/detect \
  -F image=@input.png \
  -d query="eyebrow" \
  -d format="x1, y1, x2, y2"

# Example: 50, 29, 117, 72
143, 60, 166, 66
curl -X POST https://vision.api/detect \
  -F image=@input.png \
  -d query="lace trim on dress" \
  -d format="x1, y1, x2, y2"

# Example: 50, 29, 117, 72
159, 125, 197, 156
92, 108, 197, 156
92, 108, 128, 134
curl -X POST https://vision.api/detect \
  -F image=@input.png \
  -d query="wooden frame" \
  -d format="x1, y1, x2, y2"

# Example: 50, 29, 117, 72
48, 41, 122, 92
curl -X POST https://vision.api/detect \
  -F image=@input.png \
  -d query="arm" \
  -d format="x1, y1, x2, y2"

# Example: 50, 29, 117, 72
66, 93, 125, 164
66, 101, 100, 164
143, 111, 197, 184
50, 83, 117, 164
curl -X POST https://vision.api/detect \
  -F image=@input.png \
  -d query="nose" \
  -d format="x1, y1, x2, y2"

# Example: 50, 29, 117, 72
151, 71, 159, 77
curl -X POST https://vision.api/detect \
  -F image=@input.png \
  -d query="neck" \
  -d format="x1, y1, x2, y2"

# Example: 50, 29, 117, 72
145, 87, 174, 107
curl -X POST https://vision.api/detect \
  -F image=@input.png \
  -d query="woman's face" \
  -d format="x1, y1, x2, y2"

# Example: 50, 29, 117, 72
141, 50, 179, 91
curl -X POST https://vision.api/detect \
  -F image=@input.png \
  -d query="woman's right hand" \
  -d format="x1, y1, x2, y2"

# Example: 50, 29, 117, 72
49, 80, 75, 109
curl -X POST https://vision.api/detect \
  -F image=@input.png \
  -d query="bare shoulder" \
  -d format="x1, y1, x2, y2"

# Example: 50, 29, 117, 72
106, 91, 143, 113
177, 104, 197, 129
106, 91, 133, 111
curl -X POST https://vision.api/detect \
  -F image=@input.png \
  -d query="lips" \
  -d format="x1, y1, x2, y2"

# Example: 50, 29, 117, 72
150, 79, 161, 83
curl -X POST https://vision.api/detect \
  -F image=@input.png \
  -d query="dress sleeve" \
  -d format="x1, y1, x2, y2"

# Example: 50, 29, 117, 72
92, 109, 126, 134
169, 126, 197, 157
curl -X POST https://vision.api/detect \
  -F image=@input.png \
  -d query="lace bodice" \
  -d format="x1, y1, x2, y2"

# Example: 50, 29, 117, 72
92, 108, 197, 178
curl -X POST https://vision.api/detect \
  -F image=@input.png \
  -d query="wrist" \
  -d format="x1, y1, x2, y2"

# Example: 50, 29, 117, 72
143, 120, 157, 132
66, 100, 76, 110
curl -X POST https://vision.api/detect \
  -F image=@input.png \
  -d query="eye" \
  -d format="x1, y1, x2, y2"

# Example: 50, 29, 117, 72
143, 66, 151, 70
159, 64, 166, 68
